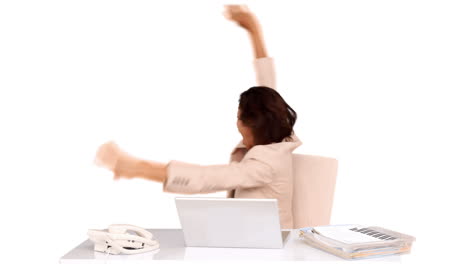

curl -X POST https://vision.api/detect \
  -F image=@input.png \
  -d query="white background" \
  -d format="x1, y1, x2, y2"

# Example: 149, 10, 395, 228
0, 0, 467, 263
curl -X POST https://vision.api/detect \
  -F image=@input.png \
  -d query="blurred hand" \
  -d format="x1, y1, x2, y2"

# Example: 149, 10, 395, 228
94, 141, 121, 172
223, 5, 259, 32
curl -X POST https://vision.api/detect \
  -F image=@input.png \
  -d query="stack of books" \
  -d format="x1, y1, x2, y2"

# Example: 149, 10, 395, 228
299, 224, 415, 260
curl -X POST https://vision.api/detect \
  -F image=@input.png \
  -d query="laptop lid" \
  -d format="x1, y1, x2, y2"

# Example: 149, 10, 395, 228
175, 197, 285, 249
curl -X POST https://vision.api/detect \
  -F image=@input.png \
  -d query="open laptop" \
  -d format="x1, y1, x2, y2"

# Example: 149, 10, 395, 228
175, 197, 290, 249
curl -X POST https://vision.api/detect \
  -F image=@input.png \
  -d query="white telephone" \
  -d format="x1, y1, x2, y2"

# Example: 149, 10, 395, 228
87, 224, 160, 255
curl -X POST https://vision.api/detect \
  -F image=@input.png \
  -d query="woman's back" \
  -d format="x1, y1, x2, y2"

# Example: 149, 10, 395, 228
229, 135, 301, 228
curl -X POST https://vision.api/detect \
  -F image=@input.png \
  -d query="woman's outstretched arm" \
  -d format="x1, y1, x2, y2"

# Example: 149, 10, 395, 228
94, 141, 167, 183
94, 141, 274, 194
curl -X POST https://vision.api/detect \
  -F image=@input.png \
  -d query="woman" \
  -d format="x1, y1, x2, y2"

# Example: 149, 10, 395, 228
95, 5, 301, 229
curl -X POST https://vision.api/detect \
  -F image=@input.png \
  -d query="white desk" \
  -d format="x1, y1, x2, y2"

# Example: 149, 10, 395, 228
60, 229, 401, 263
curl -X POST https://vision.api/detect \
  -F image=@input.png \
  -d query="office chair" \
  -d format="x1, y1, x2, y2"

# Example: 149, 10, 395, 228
292, 154, 338, 229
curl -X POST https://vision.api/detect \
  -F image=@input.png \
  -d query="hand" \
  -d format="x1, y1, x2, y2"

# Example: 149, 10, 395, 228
95, 141, 144, 180
223, 5, 259, 33
94, 141, 121, 172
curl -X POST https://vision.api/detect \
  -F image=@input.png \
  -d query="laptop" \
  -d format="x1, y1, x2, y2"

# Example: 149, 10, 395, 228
175, 197, 290, 249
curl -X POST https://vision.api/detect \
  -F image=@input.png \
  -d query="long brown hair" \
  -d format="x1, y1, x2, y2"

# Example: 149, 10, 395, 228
238, 86, 297, 145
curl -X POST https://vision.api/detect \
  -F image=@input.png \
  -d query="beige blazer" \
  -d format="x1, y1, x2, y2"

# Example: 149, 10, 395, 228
163, 58, 302, 228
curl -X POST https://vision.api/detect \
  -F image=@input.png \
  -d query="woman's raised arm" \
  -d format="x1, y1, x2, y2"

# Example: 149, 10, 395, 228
224, 5, 268, 59
224, 5, 276, 89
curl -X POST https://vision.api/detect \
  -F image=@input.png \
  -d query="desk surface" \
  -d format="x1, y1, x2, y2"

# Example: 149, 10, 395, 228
60, 229, 401, 263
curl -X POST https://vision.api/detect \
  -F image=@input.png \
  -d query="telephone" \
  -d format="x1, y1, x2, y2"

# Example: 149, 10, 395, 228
87, 224, 160, 255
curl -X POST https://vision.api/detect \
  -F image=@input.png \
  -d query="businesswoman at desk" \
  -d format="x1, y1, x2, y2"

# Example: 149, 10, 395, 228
95, 5, 301, 229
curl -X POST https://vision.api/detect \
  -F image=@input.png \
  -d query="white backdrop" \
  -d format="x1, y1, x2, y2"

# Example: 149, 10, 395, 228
1, 0, 467, 263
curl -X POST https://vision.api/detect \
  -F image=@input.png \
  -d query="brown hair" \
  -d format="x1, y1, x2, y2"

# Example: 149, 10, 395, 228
238, 86, 297, 146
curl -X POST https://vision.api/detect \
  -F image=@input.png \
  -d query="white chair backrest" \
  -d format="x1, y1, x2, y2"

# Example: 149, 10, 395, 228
292, 154, 338, 229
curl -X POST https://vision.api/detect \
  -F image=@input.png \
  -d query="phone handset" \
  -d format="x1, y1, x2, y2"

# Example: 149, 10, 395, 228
87, 224, 160, 255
